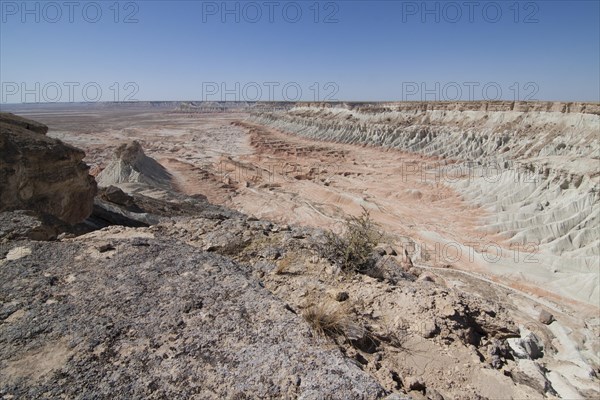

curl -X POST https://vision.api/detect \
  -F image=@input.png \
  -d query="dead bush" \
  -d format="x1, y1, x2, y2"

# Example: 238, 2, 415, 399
321, 207, 383, 274
303, 301, 361, 339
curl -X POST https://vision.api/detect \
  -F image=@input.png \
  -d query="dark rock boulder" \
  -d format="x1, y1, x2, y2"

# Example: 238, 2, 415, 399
0, 210, 68, 241
0, 113, 97, 224
0, 112, 48, 135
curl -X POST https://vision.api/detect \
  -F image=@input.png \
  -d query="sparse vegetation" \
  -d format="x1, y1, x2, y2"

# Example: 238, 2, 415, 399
302, 301, 357, 339
303, 299, 382, 353
321, 207, 382, 274
274, 255, 292, 275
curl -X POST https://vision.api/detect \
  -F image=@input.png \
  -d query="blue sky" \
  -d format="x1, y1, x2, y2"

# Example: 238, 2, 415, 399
1, 0, 599, 102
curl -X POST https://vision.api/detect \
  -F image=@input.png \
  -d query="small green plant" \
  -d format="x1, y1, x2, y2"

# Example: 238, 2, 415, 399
322, 207, 382, 274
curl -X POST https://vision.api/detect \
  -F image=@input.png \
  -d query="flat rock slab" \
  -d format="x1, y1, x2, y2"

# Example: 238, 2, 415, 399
0, 238, 384, 399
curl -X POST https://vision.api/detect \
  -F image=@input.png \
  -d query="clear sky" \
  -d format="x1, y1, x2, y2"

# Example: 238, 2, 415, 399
1, 0, 599, 102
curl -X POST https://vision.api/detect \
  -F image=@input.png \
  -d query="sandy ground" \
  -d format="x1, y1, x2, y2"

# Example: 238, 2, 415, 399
14, 107, 599, 397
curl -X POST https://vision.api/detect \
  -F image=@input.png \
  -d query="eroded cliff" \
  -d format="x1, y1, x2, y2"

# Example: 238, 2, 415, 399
0, 113, 97, 225
252, 102, 600, 304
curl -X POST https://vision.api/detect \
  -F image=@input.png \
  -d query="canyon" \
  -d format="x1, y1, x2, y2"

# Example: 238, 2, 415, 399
1, 102, 598, 399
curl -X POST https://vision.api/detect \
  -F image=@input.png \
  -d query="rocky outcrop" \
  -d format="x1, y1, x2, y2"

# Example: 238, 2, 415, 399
1, 202, 569, 398
0, 113, 48, 135
96, 141, 173, 189
0, 210, 68, 241
0, 234, 384, 399
0, 113, 96, 224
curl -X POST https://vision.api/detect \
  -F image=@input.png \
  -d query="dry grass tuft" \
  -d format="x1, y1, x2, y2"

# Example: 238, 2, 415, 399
274, 257, 291, 275
303, 301, 357, 339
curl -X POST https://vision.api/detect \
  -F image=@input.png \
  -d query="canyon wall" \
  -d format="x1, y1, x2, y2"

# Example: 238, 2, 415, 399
253, 102, 600, 302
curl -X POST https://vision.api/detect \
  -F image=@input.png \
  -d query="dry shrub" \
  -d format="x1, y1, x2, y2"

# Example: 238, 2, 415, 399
303, 301, 361, 339
303, 300, 385, 354
321, 207, 382, 274
274, 256, 291, 275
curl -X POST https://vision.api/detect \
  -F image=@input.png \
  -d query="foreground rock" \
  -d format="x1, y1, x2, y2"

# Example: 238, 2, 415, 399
2, 196, 597, 398
0, 113, 96, 224
0, 210, 68, 241
0, 208, 552, 399
0, 112, 48, 135
0, 235, 384, 399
